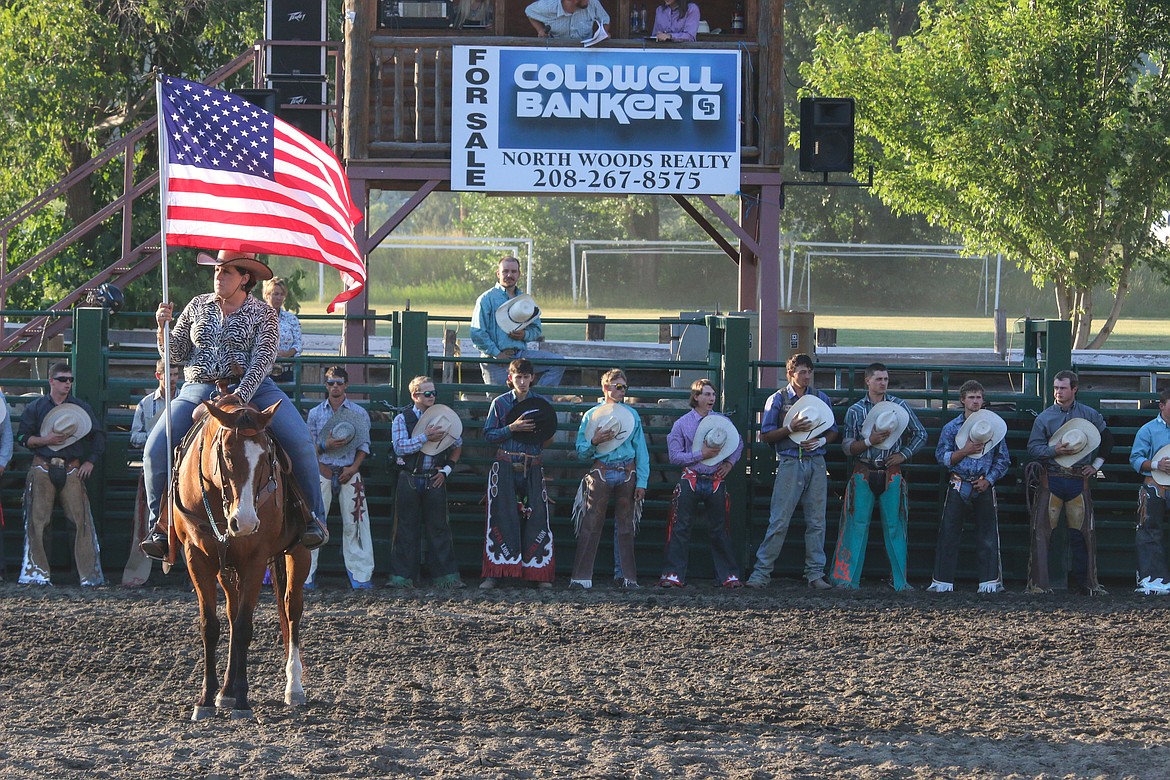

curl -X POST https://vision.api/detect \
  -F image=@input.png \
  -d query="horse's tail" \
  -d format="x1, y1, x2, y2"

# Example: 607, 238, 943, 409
270, 554, 292, 650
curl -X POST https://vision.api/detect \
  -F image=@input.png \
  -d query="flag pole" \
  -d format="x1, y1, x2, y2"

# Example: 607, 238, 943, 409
154, 74, 174, 539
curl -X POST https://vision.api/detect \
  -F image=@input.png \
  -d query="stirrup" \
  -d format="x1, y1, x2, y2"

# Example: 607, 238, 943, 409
140, 531, 169, 561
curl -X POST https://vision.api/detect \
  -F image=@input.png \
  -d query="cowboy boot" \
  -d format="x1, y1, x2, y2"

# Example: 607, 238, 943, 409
140, 525, 168, 561
301, 512, 328, 550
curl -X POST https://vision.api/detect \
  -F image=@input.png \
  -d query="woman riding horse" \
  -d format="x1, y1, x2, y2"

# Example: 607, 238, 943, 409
140, 249, 327, 559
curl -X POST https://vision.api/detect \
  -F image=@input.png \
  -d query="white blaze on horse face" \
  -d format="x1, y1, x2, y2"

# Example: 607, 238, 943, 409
230, 439, 266, 536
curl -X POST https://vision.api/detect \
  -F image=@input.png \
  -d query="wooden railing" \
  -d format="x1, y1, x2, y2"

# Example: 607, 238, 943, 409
364, 36, 762, 161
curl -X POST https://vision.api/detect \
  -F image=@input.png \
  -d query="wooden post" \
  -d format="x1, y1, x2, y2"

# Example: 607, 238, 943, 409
343, 0, 371, 160
585, 314, 606, 341
994, 308, 1008, 358
442, 328, 457, 384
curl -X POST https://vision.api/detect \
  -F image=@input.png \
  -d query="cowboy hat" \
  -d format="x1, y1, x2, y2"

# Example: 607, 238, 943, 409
322, 406, 369, 462
783, 394, 835, 444
196, 249, 274, 282
955, 409, 1008, 459
860, 401, 910, 451
495, 294, 540, 333
414, 404, 464, 456
40, 403, 93, 451
504, 396, 558, 445
693, 413, 741, 465
0, 396, 8, 427
1049, 418, 1102, 468
584, 402, 635, 455
1152, 443, 1170, 486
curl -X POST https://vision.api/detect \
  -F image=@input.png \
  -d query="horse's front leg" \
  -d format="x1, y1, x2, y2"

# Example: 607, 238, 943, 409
219, 568, 263, 718
189, 550, 220, 722
283, 546, 311, 706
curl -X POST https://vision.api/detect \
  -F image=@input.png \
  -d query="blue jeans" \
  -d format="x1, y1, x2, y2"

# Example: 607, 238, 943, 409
749, 454, 828, 584
479, 348, 565, 388
143, 378, 325, 525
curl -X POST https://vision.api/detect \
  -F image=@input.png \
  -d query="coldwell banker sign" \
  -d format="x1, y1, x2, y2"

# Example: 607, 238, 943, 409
451, 46, 741, 194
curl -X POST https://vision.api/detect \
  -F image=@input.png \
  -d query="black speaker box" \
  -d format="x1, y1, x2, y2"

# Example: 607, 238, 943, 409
799, 97, 856, 173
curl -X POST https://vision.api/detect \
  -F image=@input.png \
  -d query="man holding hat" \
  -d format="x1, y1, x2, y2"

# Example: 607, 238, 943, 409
929, 380, 1010, 594
1025, 369, 1112, 595
480, 358, 557, 589
659, 378, 744, 588
140, 249, 327, 562
307, 366, 374, 589
571, 368, 649, 589
1129, 388, 1170, 595
16, 361, 106, 585
388, 375, 465, 589
832, 362, 927, 591
471, 256, 564, 388
748, 353, 838, 590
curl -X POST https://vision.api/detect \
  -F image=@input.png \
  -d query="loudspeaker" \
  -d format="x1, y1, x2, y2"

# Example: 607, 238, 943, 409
799, 97, 855, 173
270, 79, 327, 143
266, 0, 326, 78
232, 89, 279, 115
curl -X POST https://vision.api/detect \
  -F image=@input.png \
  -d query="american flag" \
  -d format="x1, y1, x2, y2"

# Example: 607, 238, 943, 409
159, 75, 364, 313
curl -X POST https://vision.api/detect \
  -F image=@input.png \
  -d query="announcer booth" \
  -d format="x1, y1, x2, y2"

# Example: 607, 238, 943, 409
340, 0, 785, 384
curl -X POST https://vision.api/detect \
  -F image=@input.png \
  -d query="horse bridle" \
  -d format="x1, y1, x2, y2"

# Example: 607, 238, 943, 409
197, 419, 281, 546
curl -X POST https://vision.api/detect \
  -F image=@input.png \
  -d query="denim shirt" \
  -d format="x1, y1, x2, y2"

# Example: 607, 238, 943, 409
935, 412, 1010, 484
1131, 414, 1170, 477
471, 284, 543, 357
760, 384, 836, 459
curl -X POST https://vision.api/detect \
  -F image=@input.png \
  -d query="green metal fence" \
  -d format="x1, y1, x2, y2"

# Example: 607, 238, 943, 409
0, 309, 1159, 587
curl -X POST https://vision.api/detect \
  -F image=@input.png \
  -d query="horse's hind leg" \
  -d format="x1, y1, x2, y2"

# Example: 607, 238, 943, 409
283, 546, 311, 706
189, 551, 220, 722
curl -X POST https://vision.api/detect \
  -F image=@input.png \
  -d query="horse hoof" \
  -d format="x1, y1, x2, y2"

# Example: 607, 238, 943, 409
191, 706, 216, 721
215, 694, 236, 708
285, 689, 306, 706
229, 709, 254, 720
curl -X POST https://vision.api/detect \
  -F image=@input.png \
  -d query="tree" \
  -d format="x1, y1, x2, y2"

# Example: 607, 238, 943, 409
804, 0, 1170, 347
0, 0, 260, 311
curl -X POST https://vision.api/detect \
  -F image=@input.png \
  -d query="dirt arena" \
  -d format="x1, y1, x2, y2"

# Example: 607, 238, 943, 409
1, 577, 1167, 779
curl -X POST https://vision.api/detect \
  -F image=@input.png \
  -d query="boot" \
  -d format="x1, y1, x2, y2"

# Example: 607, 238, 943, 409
140, 530, 168, 561
301, 513, 328, 550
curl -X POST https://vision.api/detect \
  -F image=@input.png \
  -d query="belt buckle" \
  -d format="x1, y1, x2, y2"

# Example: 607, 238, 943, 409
50, 457, 65, 468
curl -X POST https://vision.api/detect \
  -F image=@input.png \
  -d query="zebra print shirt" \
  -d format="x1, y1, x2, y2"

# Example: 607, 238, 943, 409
167, 293, 279, 403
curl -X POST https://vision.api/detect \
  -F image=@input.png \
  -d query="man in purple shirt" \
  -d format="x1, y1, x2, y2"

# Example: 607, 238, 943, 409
661, 378, 744, 588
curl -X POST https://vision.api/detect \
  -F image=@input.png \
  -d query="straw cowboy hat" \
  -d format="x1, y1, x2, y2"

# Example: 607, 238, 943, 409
495, 294, 541, 333
584, 402, 635, 455
414, 404, 463, 456
196, 249, 274, 282
693, 413, 741, 465
1049, 418, 1102, 468
40, 403, 93, 451
783, 394, 835, 444
322, 405, 369, 461
860, 401, 910, 451
955, 409, 1008, 459
504, 396, 558, 445
1151, 443, 1170, 486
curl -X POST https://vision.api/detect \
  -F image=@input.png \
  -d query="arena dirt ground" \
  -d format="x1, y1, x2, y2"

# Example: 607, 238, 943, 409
1, 576, 1167, 779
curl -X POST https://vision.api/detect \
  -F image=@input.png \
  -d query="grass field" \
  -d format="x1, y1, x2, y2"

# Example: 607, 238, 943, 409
294, 301, 1170, 350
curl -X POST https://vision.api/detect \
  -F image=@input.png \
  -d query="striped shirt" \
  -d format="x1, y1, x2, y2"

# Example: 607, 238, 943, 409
166, 293, 278, 403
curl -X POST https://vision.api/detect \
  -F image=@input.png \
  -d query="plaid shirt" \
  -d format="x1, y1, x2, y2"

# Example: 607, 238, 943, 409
393, 406, 464, 471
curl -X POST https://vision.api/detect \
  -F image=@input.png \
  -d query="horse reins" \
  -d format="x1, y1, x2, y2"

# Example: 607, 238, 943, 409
197, 421, 281, 548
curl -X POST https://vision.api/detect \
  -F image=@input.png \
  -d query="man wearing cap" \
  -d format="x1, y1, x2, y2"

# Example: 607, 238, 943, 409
388, 375, 465, 589
140, 249, 327, 562
1129, 388, 1170, 595
929, 380, 1010, 594
571, 368, 649, 589
122, 359, 181, 587
16, 361, 106, 585
659, 378, 744, 588
1025, 369, 1112, 595
832, 362, 927, 591
480, 358, 557, 589
471, 256, 565, 388
307, 366, 374, 589
748, 353, 838, 590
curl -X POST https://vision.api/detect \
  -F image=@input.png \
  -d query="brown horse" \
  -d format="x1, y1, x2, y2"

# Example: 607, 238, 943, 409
170, 397, 311, 721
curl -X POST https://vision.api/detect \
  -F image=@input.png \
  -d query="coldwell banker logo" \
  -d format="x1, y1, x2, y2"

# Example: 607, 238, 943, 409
512, 63, 724, 125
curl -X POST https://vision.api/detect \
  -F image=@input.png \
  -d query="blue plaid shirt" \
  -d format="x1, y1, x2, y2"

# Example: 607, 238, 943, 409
392, 406, 464, 471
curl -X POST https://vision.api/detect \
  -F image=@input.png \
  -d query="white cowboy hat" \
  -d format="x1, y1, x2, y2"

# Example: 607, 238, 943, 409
40, 403, 93, 451
1049, 418, 1102, 468
414, 404, 463, 456
693, 413, 741, 465
783, 394, 834, 444
955, 409, 1008, 459
196, 248, 274, 282
860, 401, 910, 451
584, 402, 635, 455
495, 294, 540, 333
1151, 443, 1170, 486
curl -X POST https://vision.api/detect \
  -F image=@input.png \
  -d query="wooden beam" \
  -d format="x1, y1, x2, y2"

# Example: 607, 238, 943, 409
672, 195, 740, 264
364, 179, 442, 252
343, 0, 371, 160
757, 0, 784, 166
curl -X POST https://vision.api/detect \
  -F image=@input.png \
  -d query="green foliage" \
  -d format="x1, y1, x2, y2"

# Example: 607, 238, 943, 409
803, 0, 1170, 346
